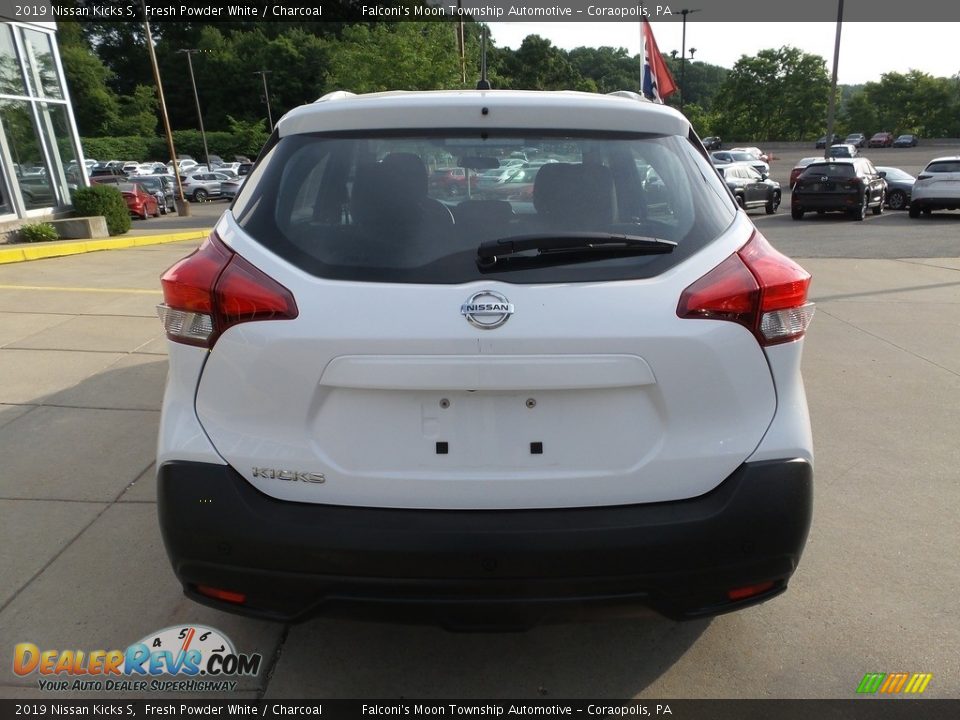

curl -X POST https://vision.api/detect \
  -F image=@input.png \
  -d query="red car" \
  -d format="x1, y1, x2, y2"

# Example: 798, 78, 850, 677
868, 132, 894, 148
119, 182, 160, 219
790, 157, 822, 188
428, 167, 477, 197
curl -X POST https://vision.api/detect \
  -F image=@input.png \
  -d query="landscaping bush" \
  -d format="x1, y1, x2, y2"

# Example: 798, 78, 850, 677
71, 185, 131, 236
18, 222, 59, 243
80, 135, 152, 162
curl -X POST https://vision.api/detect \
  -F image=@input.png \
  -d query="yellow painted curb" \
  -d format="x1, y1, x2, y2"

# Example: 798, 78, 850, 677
0, 229, 211, 265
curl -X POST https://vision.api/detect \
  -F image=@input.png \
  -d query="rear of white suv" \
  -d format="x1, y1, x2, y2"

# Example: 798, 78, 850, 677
156, 90, 814, 628
909, 156, 960, 217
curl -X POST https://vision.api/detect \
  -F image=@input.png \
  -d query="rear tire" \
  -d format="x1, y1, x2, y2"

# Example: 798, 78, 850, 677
193, 188, 208, 202
888, 190, 907, 210
871, 193, 884, 215
735, 194, 745, 209
909, 205, 921, 218
923, 208, 932, 215
791, 208, 804, 220
851, 196, 867, 221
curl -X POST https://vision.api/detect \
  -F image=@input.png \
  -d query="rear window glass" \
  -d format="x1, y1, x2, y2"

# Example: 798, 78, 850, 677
801, 163, 855, 178
232, 131, 735, 284
925, 162, 960, 173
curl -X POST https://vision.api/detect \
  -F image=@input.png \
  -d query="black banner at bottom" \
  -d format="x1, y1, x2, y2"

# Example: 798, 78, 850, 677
0, 700, 958, 720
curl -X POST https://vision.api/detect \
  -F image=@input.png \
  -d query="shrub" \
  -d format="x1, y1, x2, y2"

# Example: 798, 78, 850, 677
80, 136, 151, 163
71, 186, 131, 236
18, 222, 59, 243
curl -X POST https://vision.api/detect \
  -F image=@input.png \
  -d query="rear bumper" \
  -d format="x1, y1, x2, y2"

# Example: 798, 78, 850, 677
792, 192, 862, 210
158, 459, 812, 628
910, 196, 960, 210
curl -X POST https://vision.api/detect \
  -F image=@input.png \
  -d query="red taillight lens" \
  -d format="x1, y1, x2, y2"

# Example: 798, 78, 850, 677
196, 585, 247, 605
727, 581, 776, 601
678, 231, 814, 346
158, 233, 298, 348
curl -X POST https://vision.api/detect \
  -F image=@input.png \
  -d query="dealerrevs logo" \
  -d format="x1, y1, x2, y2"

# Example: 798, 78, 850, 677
14, 625, 262, 693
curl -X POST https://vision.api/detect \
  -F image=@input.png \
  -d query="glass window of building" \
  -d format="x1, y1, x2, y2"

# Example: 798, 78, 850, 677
0, 25, 27, 96
19, 27, 63, 100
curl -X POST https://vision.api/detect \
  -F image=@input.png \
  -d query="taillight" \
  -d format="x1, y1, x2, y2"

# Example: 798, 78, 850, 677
157, 233, 298, 348
677, 231, 815, 346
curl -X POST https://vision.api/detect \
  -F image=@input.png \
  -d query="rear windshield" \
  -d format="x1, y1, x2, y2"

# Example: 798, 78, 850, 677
232, 131, 735, 284
925, 161, 960, 173
802, 163, 855, 178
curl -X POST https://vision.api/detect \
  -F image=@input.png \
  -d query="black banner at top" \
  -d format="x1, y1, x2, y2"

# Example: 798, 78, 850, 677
0, 700, 958, 720
3, 0, 960, 23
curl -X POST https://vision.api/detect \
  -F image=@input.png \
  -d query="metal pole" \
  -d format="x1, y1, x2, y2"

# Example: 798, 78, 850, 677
457, 0, 466, 84
824, 0, 844, 159
181, 49, 211, 171
680, 11, 687, 112
253, 71, 274, 132
144, 18, 189, 215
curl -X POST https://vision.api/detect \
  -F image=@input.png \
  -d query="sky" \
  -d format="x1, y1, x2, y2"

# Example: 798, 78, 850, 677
487, 22, 960, 85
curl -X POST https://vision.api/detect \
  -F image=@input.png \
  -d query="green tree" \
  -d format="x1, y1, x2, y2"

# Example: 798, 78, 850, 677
712, 47, 829, 141
496, 35, 590, 91
106, 85, 158, 136
326, 23, 463, 93
56, 23, 119, 136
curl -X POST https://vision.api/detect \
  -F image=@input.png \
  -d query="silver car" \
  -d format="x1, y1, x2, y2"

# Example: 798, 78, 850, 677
909, 156, 960, 217
179, 172, 224, 202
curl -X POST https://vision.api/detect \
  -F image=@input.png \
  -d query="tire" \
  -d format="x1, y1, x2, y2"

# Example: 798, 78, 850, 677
791, 208, 804, 220
871, 192, 884, 215
922, 208, 932, 215
140, 206, 149, 220
909, 204, 921, 218
193, 188, 208, 202
153, 204, 161, 218
735, 194, 745, 209
888, 190, 907, 210
851, 195, 867, 221
765, 192, 780, 215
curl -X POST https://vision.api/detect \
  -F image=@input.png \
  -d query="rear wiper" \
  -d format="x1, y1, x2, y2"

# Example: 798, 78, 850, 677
477, 232, 677, 267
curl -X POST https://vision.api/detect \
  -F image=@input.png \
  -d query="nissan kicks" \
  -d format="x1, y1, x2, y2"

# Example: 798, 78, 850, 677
156, 90, 815, 629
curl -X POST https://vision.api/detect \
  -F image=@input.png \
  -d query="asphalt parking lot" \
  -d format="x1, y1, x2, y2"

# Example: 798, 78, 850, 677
1, 170, 959, 699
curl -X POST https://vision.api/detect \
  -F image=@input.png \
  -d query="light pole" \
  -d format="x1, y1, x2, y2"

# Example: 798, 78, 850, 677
144, 19, 188, 214
178, 49, 211, 172
824, 0, 844, 159
679, 8, 701, 112
252, 70, 274, 132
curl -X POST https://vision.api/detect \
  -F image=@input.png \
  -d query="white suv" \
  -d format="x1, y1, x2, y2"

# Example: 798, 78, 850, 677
909, 156, 960, 217
156, 90, 815, 628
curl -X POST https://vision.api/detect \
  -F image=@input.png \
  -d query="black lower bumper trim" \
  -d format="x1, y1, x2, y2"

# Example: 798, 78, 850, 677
158, 459, 812, 626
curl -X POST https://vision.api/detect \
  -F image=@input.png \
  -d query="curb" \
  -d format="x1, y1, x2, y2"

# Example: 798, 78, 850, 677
0, 229, 211, 265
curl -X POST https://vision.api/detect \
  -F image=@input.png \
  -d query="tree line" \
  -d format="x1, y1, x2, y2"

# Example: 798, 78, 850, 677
59, 19, 960, 161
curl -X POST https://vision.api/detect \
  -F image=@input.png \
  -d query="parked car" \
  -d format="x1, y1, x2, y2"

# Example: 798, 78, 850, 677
219, 176, 246, 200
789, 157, 822, 188
710, 150, 769, 176
237, 162, 253, 177
701, 136, 722, 151
908, 156, 960, 218
874, 166, 915, 210
130, 173, 176, 214
119, 182, 160, 219
844, 133, 867, 148
827, 143, 859, 159
429, 167, 472, 197
868, 132, 894, 148
717, 163, 781, 214
791, 158, 886, 221
816, 134, 842, 149
892, 134, 918, 148
730, 146, 769, 163
155, 89, 815, 627
179, 172, 223, 201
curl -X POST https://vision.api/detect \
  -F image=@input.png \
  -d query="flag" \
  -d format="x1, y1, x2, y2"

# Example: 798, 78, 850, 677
641, 19, 678, 103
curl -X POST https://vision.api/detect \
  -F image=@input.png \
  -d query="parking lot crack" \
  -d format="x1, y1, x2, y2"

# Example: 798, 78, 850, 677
256, 624, 290, 698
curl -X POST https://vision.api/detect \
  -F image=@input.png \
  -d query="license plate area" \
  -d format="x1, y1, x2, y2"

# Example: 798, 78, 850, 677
310, 387, 662, 477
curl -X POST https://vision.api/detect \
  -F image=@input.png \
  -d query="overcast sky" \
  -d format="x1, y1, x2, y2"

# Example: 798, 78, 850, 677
487, 22, 960, 85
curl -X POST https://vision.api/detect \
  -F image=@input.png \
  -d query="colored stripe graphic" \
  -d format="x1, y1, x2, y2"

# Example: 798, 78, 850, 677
857, 672, 932, 694
904, 673, 933, 694
880, 672, 909, 693
857, 673, 886, 693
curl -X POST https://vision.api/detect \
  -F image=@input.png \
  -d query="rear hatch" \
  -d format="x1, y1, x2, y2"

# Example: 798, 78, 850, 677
174, 125, 802, 510
916, 160, 960, 198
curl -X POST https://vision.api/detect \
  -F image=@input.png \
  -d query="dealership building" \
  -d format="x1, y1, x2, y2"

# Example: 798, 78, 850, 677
0, 19, 86, 230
